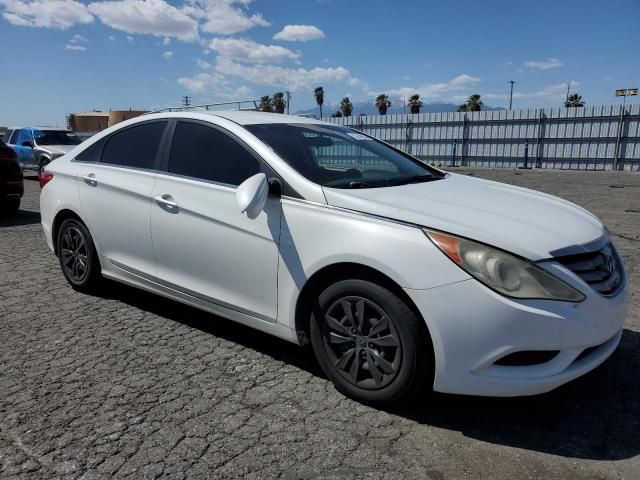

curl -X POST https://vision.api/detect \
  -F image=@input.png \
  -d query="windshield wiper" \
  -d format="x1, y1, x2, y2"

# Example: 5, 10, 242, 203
390, 174, 443, 186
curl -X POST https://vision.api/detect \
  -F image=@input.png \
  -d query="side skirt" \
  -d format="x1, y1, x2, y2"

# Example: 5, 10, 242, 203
100, 258, 301, 345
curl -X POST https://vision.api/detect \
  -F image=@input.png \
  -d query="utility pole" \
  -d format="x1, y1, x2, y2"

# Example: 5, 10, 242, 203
565, 81, 571, 103
182, 96, 191, 108
285, 91, 291, 115
508, 80, 515, 110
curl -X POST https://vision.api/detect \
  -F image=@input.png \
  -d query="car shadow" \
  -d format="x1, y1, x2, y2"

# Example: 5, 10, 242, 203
0, 209, 41, 227
97, 280, 640, 461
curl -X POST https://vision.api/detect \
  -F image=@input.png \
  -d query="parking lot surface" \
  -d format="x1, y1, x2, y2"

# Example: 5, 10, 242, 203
1, 169, 639, 479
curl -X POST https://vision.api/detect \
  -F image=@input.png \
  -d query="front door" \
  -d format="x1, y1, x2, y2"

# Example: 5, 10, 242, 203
150, 120, 281, 321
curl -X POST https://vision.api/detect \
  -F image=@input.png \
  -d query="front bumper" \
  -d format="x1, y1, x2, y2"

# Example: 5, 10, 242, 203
405, 276, 627, 397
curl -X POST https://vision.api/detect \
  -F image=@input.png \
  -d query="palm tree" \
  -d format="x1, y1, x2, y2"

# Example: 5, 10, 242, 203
259, 95, 272, 112
375, 94, 392, 115
331, 110, 343, 118
565, 93, 585, 108
272, 92, 286, 114
340, 97, 353, 117
314, 87, 324, 119
408, 94, 423, 114
458, 94, 483, 112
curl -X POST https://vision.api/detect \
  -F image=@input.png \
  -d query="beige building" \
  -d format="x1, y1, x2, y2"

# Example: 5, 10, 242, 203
67, 109, 148, 136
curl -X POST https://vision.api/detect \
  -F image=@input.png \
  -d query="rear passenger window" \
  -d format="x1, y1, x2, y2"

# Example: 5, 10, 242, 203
75, 138, 105, 163
101, 122, 166, 169
3, 130, 13, 143
168, 121, 260, 186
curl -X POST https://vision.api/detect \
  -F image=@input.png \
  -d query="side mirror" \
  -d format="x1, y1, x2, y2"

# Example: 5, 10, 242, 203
22, 141, 33, 148
236, 173, 268, 219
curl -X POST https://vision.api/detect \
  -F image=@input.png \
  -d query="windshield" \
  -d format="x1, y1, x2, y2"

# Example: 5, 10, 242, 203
33, 130, 82, 146
245, 123, 444, 188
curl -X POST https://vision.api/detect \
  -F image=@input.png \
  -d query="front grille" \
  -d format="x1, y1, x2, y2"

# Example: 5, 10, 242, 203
555, 243, 623, 296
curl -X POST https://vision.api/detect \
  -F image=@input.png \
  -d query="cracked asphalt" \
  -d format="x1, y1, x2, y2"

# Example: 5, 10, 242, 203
1, 169, 639, 479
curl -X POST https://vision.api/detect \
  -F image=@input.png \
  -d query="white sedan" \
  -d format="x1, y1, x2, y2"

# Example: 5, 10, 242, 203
40, 111, 627, 404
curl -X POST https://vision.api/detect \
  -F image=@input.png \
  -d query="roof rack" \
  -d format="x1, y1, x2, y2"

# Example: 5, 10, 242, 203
148, 99, 260, 114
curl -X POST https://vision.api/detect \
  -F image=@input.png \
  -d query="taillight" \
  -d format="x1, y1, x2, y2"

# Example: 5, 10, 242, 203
39, 170, 54, 188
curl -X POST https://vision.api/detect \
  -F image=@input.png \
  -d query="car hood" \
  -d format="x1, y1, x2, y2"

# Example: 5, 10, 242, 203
34, 145, 76, 156
321, 173, 604, 260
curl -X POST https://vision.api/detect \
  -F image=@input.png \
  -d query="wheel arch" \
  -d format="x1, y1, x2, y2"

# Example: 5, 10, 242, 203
294, 262, 432, 349
51, 208, 87, 256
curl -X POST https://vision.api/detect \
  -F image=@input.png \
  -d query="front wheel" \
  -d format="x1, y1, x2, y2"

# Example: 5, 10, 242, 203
310, 279, 433, 405
38, 159, 49, 176
57, 218, 102, 292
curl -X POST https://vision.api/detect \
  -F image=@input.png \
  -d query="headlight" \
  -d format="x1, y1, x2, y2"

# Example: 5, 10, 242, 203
424, 229, 585, 302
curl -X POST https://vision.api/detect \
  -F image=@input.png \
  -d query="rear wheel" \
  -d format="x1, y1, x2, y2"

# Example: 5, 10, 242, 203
57, 218, 102, 292
310, 279, 433, 405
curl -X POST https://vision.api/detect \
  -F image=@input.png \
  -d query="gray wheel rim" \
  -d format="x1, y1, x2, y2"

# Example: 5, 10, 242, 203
322, 296, 402, 390
61, 226, 89, 282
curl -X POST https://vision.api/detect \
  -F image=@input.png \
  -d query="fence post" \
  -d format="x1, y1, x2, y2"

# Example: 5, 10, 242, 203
535, 111, 545, 168
451, 140, 457, 167
523, 140, 529, 168
614, 104, 625, 171
461, 114, 468, 166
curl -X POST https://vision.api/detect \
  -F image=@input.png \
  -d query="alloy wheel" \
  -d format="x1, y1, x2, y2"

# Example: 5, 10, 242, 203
321, 296, 402, 389
60, 226, 89, 282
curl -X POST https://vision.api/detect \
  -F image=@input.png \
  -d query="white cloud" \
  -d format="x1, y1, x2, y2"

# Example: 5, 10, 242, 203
388, 74, 482, 100
65, 44, 87, 51
161, 50, 174, 59
214, 57, 351, 91
273, 24, 325, 42
523, 57, 563, 70
162, 36, 170, 45
126, 35, 134, 42
209, 37, 299, 64
184, 0, 269, 35
480, 81, 579, 102
1, 0, 93, 29
196, 58, 212, 69
176, 70, 252, 100
69, 33, 87, 43
108, 34, 116, 40
88, 0, 199, 42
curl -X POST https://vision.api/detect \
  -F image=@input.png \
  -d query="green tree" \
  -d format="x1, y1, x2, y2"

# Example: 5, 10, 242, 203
331, 110, 343, 118
272, 92, 286, 113
457, 94, 483, 112
314, 86, 325, 119
408, 94, 423, 114
565, 93, 585, 108
375, 94, 392, 115
340, 97, 353, 117
259, 95, 273, 112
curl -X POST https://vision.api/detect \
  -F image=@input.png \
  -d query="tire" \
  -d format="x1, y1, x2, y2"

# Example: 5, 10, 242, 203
38, 159, 49, 176
57, 218, 102, 292
310, 279, 433, 406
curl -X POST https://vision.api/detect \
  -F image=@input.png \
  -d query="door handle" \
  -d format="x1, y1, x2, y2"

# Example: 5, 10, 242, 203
154, 195, 178, 209
81, 174, 97, 186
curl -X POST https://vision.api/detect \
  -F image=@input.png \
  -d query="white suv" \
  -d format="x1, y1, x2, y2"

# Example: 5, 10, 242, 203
40, 111, 627, 405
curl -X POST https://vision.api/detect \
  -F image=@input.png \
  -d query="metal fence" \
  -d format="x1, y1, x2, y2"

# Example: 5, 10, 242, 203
327, 104, 640, 171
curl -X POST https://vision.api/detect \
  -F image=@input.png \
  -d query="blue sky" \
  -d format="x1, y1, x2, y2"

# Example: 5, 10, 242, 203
1, 0, 639, 125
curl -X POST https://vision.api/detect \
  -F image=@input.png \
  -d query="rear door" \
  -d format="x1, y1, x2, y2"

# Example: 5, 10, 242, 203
150, 119, 282, 321
77, 120, 169, 277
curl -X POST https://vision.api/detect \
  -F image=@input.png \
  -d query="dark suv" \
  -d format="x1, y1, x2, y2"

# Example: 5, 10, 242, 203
0, 138, 24, 213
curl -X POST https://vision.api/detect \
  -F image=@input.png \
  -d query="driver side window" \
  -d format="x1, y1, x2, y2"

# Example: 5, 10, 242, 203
17, 129, 32, 146
303, 131, 399, 174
